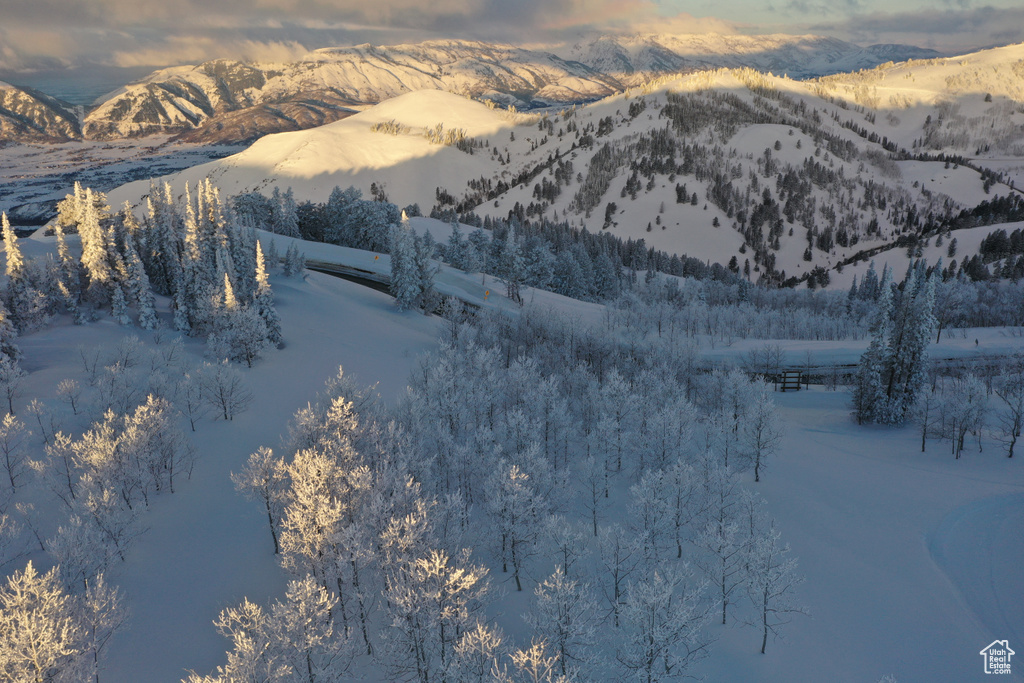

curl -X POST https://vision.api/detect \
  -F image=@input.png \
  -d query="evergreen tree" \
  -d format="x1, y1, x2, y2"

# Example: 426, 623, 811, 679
389, 219, 421, 311
282, 243, 305, 277
498, 228, 526, 304
0, 298, 21, 361
253, 241, 282, 346
414, 233, 439, 312
110, 285, 131, 326
852, 263, 937, 425
3, 213, 24, 281
79, 189, 113, 294
852, 268, 892, 424
880, 264, 936, 423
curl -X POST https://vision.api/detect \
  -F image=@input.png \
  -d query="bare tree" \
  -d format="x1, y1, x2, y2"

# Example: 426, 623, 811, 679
0, 356, 25, 415
57, 379, 83, 415
0, 413, 29, 490
994, 358, 1024, 458
198, 361, 253, 421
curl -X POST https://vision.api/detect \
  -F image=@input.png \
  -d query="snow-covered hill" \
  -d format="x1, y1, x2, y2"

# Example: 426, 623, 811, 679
814, 42, 1024, 156
106, 90, 516, 211
0, 81, 80, 141
81, 35, 943, 144
82, 41, 620, 143
560, 33, 940, 84
106, 50, 1024, 289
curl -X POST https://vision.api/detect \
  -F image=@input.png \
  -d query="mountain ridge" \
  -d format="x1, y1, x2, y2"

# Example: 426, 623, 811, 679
1, 34, 943, 145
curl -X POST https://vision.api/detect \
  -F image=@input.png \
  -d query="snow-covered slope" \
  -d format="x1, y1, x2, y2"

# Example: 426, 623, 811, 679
814, 42, 1024, 155
83, 41, 619, 142
82, 35, 942, 144
560, 33, 940, 84
107, 89, 517, 211
0, 81, 80, 141
106, 65, 1018, 289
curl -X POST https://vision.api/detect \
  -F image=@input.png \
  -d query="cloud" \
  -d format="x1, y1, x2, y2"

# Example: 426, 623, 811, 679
109, 37, 313, 69
2, 0, 1022, 73
810, 5, 1024, 53
0, 0, 749, 71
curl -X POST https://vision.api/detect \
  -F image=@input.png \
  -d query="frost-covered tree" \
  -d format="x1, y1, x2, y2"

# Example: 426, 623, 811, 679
941, 373, 987, 458
382, 548, 490, 683
486, 460, 545, 591
0, 356, 25, 415
390, 217, 421, 311
498, 227, 526, 304
78, 573, 128, 683
853, 264, 937, 425
743, 521, 806, 654
596, 524, 641, 627
190, 575, 354, 683
282, 243, 305, 277
852, 268, 893, 424
232, 446, 288, 553
995, 359, 1024, 458
492, 639, 577, 683
615, 567, 710, 681
0, 413, 29, 491
197, 361, 253, 420
0, 298, 21, 362
413, 233, 439, 312
452, 622, 505, 683
694, 461, 746, 625
253, 241, 282, 347
741, 381, 783, 482
0, 562, 81, 681
525, 567, 597, 678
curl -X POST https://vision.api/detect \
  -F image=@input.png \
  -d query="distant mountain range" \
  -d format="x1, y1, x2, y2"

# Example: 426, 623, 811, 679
0, 34, 941, 145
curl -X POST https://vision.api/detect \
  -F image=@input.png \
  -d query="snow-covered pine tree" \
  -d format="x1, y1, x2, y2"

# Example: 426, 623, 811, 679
3, 213, 24, 283
123, 237, 158, 330
852, 267, 893, 424
110, 285, 131, 326
0, 298, 21, 361
2, 213, 29, 331
880, 263, 936, 424
78, 189, 113, 297
263, 238, 280, 272
498, 227, 526, 304
181, 183, 215, 334
446, 222, 466, 270
52, 222, 81, 317
853, 262, 937, 425
282, 243, 305, 277
390, 218, 421, 311
253, 241, 282, 347
414, 233, 439, 312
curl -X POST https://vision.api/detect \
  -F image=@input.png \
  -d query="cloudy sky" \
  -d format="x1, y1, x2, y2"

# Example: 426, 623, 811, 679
1, 0, 1022, 72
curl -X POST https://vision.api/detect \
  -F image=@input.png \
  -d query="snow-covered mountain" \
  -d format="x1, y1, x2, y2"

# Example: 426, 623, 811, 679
82, 35, 942, 144
107, 40, 1024, 289
560, 33, 941, 84
82, 41, 621, 143
0, 81, 80, 141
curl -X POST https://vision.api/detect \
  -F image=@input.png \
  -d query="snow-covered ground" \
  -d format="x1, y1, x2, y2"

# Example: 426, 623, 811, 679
713, 386, 1024, 683
11, 269, 443, 681
2, 252, 1020, 681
